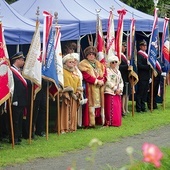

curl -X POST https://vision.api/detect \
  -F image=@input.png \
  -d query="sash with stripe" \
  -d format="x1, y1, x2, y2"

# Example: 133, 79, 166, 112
137, 50, 148, 59
121, 53, 128, 64
11, 67, 27, 88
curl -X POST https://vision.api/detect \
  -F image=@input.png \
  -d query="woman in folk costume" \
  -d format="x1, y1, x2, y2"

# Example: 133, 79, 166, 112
104, 55, 124, 127
78, 46, 107, 128
72, 53, 88, 127
60, 54, 83, 133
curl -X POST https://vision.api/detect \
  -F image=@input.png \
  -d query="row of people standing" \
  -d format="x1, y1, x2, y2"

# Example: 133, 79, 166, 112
60, 45, 124, 134
135, 40, 166, 112
60, 39, 167, 133
0, 40, 166, 144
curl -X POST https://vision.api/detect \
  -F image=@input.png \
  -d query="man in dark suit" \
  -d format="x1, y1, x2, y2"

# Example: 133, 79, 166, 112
10, 51, 28, 145
136, 40, 151, 113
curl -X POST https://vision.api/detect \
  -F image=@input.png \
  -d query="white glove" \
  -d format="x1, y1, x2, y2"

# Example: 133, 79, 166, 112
149, 78, 152, 84
161, 72, 166, 77
113, 86, 117, 91
13, 101, 18, 106
127, 60, 130, 66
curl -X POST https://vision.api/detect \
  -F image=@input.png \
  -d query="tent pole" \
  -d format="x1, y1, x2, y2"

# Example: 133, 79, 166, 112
16, 44, 19, 53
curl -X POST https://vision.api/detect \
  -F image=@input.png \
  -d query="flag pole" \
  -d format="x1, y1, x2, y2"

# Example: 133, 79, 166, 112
54, 11, 61, 136
8, 97, 14, 148
150, 72, 154, 112
28, 7, 40, 144
163, 77, 166, 110
46, 81, 49, 140
127, 15, 138, 117
28, 83, 34, 144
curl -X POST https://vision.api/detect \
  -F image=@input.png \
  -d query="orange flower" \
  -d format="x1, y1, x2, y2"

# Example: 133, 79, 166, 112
142, 143, 163, 168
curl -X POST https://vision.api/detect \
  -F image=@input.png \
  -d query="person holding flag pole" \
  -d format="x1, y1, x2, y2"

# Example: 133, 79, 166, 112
147, 4, 159, 112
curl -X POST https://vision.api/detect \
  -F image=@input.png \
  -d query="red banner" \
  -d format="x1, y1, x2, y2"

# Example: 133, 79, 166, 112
0, 22, 10, 105
96, 15, 105, 64
115, 9, 126, 61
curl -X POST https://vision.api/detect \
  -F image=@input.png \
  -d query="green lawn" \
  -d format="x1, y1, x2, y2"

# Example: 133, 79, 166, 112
0, 86, 170, 167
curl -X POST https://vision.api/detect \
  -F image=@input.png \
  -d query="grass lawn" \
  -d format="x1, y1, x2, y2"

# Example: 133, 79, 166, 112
0, 85, 170, 167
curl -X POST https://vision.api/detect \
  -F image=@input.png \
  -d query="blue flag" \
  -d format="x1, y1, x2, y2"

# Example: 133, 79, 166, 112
148, 8, 159, 76
42, 27, 59, 99
161, 17, 170, 72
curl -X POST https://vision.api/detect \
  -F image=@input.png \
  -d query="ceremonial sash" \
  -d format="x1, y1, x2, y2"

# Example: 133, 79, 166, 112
121, 53, 128, 64
156, 60, 161, 72
11, 66, 27, 88
138, 50, 148, 59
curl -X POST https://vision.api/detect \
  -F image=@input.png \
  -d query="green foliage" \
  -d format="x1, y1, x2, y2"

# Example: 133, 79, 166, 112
120, 0, 170, 17
5, 0, 16, 4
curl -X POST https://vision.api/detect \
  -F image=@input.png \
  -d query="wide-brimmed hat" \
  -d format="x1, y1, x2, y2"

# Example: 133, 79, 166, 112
84, 46, 97, 57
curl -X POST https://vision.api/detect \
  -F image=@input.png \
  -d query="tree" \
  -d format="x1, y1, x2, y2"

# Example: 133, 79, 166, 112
120, 0, 170, 17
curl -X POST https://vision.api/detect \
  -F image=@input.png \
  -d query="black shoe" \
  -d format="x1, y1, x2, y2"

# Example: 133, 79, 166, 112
15, 141, 21, 145
122, 113, 126, 117
141, 109, 147, 112
18, 138, 22, 142
36, 132, 46, 137
136, 110, 141, 113
9, 139, 21, 145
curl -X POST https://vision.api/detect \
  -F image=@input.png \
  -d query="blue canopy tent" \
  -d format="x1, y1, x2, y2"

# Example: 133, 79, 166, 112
11, 0, 164, 37
2, 0, 37, 45
2, 0, 79, 44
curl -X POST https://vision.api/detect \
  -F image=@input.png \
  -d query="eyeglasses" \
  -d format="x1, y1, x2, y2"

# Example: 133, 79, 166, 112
111, 61, 118, 64
88, 53, 95, 56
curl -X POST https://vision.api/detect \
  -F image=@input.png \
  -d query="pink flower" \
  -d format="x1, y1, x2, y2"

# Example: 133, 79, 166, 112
142, 143, 163, 168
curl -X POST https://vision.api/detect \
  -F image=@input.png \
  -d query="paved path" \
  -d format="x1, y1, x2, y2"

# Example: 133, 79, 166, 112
4, 125, 170, 170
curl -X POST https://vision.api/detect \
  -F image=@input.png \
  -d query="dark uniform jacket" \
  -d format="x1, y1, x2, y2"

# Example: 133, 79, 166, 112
137, 50, 151, 81
11, 67, 27, 107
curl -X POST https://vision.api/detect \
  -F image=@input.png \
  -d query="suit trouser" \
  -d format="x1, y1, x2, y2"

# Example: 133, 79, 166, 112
136, 80, 149, 111
11, 106, 24, 141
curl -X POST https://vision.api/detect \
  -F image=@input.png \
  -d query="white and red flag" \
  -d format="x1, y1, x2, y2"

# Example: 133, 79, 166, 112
96, 15, 105, 64
127, 18, 135, 59
115, 9, 126, 61
0, 22, 10, 105
22, 21, 42, 98
54, 26, 64, 89
106, 10, 115, 61
42, 12, 59, 100
161, 17, 170, 72
42, 11, 53, 64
